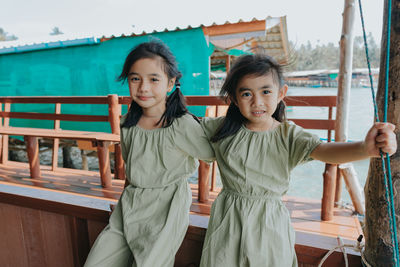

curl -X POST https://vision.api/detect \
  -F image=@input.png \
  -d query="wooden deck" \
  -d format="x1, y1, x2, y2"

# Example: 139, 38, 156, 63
0, 162, 363, 266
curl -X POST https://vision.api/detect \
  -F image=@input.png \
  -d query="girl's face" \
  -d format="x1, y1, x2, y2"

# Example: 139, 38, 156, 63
235, 73, 287, 131
128, 57, 175, 115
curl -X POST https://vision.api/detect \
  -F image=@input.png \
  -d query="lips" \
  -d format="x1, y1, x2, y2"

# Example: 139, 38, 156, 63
251, 111, 265, 117
137, 96, 152, 101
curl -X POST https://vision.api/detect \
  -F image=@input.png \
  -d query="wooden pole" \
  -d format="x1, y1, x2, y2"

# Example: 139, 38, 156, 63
339, 163, 365, 215
198, 160, 210, 203
108, 94, 125, 180
52, 103, 61, 171
364, 1, 400, 265
321, 164, 337, 221
225, 55, 231, 73
25, 136, 41, 178
334, 0, 356, 205
1, 103, 10, 164
96, 140, 112, 188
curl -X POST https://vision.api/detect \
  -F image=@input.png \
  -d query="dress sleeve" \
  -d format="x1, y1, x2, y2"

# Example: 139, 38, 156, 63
287, 123, 322, 169
199, 116, 225, 140
173, 115, 216, 162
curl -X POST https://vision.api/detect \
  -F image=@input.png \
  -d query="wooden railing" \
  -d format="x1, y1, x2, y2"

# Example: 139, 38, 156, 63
0, 95, 124, 188
0, 95, 337, 220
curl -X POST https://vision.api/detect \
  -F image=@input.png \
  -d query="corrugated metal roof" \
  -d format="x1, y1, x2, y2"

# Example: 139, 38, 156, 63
0, 34, 100, 54
99, 17, 263, 40
0, 17, 269, 54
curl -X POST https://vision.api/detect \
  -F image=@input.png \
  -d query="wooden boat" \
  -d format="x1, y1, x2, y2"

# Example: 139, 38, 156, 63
0, 95, 363, 266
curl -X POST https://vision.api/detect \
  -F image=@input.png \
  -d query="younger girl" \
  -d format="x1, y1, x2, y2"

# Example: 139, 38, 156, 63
199, 54, 397, 267
84, 41, 214, 267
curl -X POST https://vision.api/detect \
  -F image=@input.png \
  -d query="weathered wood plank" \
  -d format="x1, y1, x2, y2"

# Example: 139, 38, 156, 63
0, 202, 29, 267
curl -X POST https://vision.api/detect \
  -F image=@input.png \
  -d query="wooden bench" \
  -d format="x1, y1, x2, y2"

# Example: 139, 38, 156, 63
0, 95, 124, 188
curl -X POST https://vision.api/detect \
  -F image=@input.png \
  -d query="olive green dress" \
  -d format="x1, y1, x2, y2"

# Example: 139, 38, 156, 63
84, 114, 215, 267
199, 117, 322, 267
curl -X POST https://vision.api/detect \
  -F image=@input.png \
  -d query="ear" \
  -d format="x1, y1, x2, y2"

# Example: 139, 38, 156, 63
278, 84, 288, 101
167, 78, 176, 93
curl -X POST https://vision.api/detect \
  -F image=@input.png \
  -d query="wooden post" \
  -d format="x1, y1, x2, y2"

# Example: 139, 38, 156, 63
321, 164, 337, 221
96, 140, 112, 188
1, 103, 10, 164
210, 162, 217, 192
0, 103, 2, 163
339, 163, 365, 215
108, 94, 125, 180
52, 103, 61, 171
198, 161, 210, 203
364, 1, 400, 265
25, 136, 41, 178
81, 150, 88, 170
334, 0, 356, 206
225, 55, 231, 73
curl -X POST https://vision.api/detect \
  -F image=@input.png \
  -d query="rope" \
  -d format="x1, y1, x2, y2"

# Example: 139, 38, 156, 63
358, 0, 399, 266
318, 235, 373, 267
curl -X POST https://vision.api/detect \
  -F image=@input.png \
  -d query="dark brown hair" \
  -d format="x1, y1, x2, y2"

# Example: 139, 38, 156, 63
211, 54, 286, 142
118, 41, 188, 128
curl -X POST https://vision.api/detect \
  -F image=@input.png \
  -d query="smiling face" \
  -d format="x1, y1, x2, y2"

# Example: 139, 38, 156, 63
128, 57, 175, 116
235, 72, 288, 131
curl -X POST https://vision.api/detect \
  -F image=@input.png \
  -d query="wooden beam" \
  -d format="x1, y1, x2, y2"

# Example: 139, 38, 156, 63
0, 96, 109, 104
202, 20, 265, 36
0, 112, 109, 122
334, 0, 356, 207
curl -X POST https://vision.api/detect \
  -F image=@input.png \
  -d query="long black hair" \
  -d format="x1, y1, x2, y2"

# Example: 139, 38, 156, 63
211, 54, 286, 142
118, 41, 188, 128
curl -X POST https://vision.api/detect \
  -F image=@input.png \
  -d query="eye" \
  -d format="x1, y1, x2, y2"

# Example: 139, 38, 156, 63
151, 78, 159, 82
241, 92, 251, 97
130, 76, 140, 82
262, 89, 271, 95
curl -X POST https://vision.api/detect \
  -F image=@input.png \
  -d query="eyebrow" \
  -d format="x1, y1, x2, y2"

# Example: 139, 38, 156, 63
128, 72, 161, 77
238, 85, 271, 92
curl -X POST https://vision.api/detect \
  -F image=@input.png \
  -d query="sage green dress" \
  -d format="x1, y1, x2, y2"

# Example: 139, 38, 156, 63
199, 117, 322, 267
84, 114, 215, 267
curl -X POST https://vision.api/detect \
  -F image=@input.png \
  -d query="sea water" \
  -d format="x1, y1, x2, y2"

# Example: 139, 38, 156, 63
286, 86, 374, 204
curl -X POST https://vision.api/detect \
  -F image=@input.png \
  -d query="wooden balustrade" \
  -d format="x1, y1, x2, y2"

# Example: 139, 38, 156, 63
0, 95, 337, 220
0, 95, 123, 188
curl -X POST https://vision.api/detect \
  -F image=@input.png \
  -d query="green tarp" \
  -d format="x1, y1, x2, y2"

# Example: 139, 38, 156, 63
0, 28, 210, 132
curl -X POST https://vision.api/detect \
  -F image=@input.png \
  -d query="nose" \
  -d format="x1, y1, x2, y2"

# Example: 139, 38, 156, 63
138, 80, 150, 93
252, 94, 264, 107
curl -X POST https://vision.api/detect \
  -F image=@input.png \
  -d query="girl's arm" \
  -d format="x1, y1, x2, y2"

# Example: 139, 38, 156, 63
174, 115, 216, 162
310, 122, 397, 164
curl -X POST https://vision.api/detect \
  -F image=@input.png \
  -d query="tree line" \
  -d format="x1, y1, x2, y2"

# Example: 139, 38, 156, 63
287, 32, 380, 71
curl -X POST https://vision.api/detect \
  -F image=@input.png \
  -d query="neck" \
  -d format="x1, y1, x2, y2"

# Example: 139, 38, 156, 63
141, 105, 166, 119
245, 117, 276, 132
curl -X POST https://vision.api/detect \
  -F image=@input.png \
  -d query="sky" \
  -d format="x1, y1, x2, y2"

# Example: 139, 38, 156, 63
2, 0, 384, 47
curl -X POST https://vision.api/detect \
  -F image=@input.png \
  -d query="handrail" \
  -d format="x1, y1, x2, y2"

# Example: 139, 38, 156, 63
0, 96, 110, 104
118, 95, 337, 107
